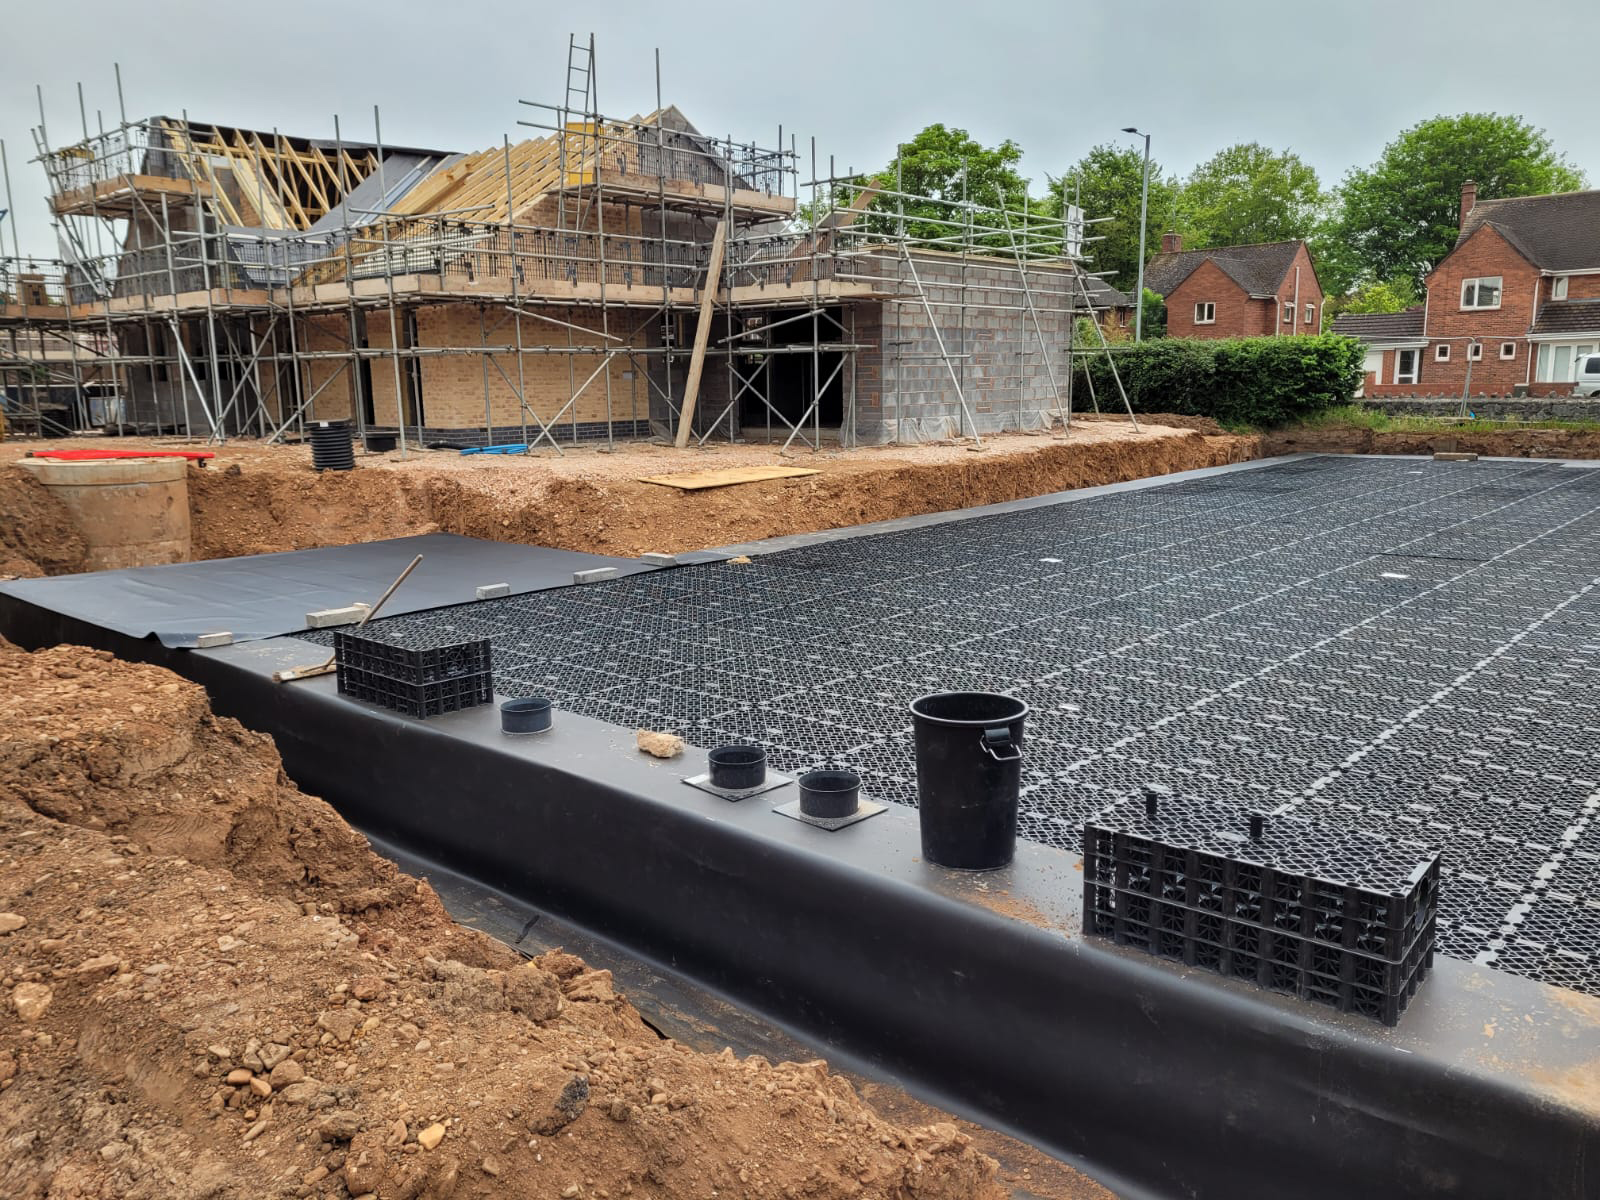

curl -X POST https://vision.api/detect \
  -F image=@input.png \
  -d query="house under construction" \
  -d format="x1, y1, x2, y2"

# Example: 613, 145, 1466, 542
0, 40, 1129, 450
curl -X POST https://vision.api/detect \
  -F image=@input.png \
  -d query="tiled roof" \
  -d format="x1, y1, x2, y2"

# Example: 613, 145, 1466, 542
1458, 189, 1600, 272
1531, 299, 1600, 336
1079, 274, 1130, 309
1145, 240, 1304, 299
1330, 307, 1426, 343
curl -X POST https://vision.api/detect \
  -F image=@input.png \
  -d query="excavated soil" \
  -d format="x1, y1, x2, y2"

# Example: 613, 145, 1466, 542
0, 469, 88, 580
0, 638, 1056, 1200
1262, 425, 1600, 459
0, 423, 1256, 576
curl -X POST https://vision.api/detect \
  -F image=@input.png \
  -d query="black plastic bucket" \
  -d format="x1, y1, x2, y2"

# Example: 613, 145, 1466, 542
909, 691, 1029, 869
798, 768, 860, 819
708, 744, 766, 790
501, 696, 552, 735
310, 420, 356, 471
364, 432, 398, 454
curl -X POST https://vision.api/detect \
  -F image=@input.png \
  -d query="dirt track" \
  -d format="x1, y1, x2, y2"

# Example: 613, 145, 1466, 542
0, 639, 1118, 1200
1, 421, 1256, 577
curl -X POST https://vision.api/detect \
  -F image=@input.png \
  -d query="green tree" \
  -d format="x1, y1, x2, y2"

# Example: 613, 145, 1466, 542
1179, 142, 1327, 249
1330, 113, 1586, 291
1323, 277, 1418, 327
1043, 144, 1179, 292
1307, 220, 1364, 303
831, 124, 1029, 248
1140, 288, 1167, 338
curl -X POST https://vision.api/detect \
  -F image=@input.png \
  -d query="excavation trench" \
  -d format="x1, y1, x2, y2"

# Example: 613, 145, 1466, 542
1, 423, 1255, 578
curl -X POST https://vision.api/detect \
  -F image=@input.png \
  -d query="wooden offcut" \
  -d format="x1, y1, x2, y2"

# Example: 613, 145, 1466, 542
674, 219, 729, 449
639, 465, 821, 491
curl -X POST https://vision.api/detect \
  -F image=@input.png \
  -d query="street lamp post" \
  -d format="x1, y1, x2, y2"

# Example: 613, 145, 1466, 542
1122, 126, 1151, 342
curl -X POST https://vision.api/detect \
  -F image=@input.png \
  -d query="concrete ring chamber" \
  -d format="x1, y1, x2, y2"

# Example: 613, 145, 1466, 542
16, 455, 192, 570
3, 453, 1598, 1199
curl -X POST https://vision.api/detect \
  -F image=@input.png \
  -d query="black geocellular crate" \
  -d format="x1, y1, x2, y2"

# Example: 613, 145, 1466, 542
334, 629, 493, 684
335, 629, 494, 719
1083, 793, 1440, 1026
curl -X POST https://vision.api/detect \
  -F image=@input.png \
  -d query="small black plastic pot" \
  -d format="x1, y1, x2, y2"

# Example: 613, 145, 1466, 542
708, 743, 766, 790
798, 768, 860, 819
364, 433, 398, 454
500, 696, 553, 735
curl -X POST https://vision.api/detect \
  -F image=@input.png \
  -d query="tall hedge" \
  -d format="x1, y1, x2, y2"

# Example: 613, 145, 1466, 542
1073, 334, 1365, 427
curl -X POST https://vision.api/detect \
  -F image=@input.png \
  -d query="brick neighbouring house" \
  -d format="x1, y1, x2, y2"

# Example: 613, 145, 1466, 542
1335, 183, 1600, 398
1143, 234, 1323, 339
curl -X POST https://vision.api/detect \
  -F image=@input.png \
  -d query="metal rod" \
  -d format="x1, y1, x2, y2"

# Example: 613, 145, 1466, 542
373, 104, 409, 459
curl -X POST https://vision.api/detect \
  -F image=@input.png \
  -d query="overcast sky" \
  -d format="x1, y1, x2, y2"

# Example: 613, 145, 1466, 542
1, 0, 1594, 259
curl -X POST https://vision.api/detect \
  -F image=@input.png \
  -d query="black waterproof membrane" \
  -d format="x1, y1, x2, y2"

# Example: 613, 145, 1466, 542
4, 455, 1599, 1199
0, 532, 654, 646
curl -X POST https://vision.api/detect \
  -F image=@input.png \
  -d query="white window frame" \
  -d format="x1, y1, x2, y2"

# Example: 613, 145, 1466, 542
1552, 275, 1569, 300
1194, 301, 1215, 325
1460, 276, 1503, 310
1304, 303, 1315, 325
1435, 344, 1451, 362
1468, 342, 1483, 361
1394, 348, 1420, 385
1282, 301, 1294, 324
1499, 341, 1517, 360
1537, 343, 1595, 383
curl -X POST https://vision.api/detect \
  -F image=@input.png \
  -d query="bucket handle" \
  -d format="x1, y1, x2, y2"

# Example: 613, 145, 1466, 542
981, 726, 1022, 763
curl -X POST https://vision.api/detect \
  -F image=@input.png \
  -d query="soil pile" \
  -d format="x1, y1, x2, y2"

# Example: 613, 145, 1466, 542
0, 469, 87, 580
0, 639, 1006, 1200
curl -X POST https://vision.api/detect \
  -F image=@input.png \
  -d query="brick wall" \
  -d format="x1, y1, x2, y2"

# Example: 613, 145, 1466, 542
297, 315, 355, 421
1415, 224, 1541, 395
1160, 245, 1325, 341
1271, 243, 1324, 334
1560, 272, 1600, 302
1164, 261, 1264, 339
1361, 229, 1600, 399
255, 249, 1143, 444
286, 302, 650, 433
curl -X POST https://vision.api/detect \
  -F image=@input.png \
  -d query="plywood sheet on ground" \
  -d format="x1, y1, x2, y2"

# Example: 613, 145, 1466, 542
638, 465, 821, 491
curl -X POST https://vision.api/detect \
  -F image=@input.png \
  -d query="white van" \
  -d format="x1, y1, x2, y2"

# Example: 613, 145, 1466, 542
1577, 353, 1600, 398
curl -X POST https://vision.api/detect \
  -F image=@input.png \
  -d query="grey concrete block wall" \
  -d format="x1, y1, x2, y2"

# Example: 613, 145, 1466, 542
848, 251, 1078, 441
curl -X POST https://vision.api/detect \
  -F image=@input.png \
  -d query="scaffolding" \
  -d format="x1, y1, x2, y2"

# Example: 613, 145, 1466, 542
0, 38, 1132, 451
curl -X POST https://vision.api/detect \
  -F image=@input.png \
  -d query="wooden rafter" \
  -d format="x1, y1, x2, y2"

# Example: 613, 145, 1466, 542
256, 132, 311, 229
268, 133, 314, 229
226, 128, 292, 229
160, 120, 245, 227
292, 146, 333, 218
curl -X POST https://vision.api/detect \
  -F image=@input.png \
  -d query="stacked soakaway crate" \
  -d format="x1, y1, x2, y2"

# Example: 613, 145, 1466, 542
1083, 793, 1440, 1025
334, 628, 493, 719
